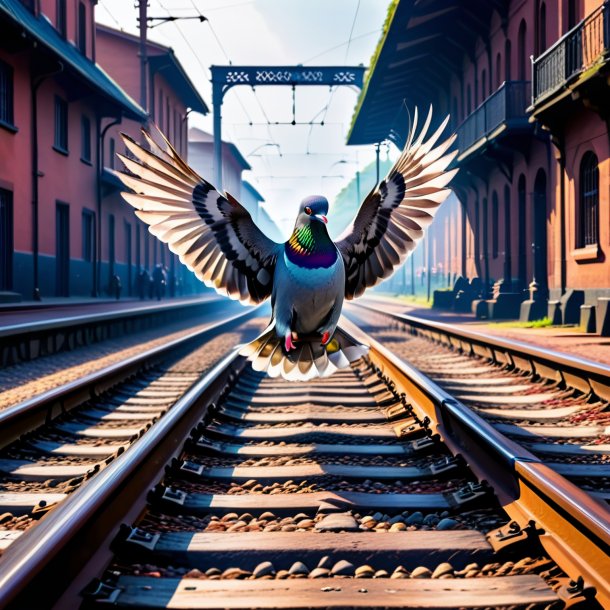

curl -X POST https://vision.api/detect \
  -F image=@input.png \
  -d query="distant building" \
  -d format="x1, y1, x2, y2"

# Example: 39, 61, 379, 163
0, 0, 145, 300
188, 127, 250, 199
96, 24, 208, 297
242, 181, 283, 242
349, 0, 610, 324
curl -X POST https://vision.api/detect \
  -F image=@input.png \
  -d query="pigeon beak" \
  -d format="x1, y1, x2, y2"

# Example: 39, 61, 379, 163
315, 214, 328, 224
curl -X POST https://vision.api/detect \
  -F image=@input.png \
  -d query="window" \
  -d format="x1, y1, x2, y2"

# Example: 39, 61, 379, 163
158, 90, 163, 130
492, 191, 499, 258
54, 96, 68, 153
81, 115, 91, 163
0, 59, 14, 128
166, 97, 170, 138
481, 69, 487, 102
568, 0, 578, 29
56, 0, 66, 37
518, 20, 527, 80
108, 213, 115, 277
108, 137, 115, 169
466, 84, 472, 113
0, 188, 13, 291
78, 2, 87, 54
495, 53, 502, 88
505, 39, 512, 81
82, 209, 95, 262
539, 3, 547, 53
578, 152, 599, 247
125, 221, 132, 295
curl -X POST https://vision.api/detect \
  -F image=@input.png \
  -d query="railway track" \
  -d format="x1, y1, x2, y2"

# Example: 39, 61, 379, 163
346, 300, 610, 505
0, 316, 606, 609
0, 307, 262, 558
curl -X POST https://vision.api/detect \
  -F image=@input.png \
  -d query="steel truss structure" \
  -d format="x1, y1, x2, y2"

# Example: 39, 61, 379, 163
210, 65, 365, 188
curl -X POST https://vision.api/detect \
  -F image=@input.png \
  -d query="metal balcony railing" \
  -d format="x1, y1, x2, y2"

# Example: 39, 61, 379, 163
456, 80, 531, 156
533, 2, 610, 104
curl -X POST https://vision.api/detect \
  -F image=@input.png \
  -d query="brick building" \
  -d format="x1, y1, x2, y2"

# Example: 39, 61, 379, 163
0, 0, 146, 300
0, 0, 209, 301
349, 0, 610, 325
96, 25, 208, 297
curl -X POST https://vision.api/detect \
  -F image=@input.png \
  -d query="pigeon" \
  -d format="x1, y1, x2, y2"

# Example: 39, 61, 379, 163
115, 106, 457, 380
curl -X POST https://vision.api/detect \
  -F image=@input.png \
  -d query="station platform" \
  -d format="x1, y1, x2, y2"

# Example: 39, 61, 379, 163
0, 295, 221, 329
359, 294, 610, 366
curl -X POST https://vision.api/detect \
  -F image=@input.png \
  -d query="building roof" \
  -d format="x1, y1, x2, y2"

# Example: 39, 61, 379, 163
96, 24, 208, 116
347, 0, 508, 146
0, 0, 146, 120
243, 180, 265, 202
189, 127, 251, 170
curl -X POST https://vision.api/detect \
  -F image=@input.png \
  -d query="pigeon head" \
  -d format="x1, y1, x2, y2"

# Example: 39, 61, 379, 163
296, 195, 328, 227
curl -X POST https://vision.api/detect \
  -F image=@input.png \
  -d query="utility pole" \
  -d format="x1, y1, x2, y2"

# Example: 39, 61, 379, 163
138, 1, 148, 111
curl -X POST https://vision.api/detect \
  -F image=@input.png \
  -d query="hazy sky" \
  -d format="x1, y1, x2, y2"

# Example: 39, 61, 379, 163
96, 0, 394, 235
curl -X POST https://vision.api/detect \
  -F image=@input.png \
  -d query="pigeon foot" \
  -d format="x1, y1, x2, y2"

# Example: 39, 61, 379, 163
285, 332, 296, 351
321, 331, 331, 345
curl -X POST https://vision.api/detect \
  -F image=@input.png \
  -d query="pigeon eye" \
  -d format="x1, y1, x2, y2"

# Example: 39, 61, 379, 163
304, 207, 312, 215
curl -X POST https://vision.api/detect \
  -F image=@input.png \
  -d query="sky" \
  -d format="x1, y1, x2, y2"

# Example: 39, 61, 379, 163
96, 0, 394, 236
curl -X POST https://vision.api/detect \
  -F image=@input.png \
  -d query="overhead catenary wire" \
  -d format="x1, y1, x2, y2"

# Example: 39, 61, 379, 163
344, 0, 361, 63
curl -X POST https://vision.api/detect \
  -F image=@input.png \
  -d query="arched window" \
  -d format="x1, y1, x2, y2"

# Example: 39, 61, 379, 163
505, 39, 512, 81
568, 0, 578, 29
503, 184, 511, 283
495, 52, 502, 88
78, 2, 87, 54
518, 174, 527, 287
466, 84, 472, 113
578, 152, 599, 247
481, 69, 487, 102
539, 3, 547, 52
492, 191, 499, 258
518, 20, 527, 80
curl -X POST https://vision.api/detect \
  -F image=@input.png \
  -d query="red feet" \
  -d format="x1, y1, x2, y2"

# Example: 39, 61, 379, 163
321, 331, 331, 345
285, 332, 296, 351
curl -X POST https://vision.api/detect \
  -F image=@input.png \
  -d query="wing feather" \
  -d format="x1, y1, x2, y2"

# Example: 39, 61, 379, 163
336, 106, 456, 299
116, 126, 279, 305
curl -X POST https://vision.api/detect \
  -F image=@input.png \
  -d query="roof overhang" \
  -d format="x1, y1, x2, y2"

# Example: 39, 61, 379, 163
149, 52, 209, 115
347, 0, 508, 146
0, 0, 146, 121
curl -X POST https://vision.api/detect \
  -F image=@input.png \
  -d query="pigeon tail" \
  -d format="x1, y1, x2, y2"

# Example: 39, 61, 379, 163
239, 320, 369, 381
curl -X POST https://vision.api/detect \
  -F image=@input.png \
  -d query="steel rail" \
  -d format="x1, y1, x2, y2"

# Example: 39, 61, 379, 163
351, 299, 610, 398
0, 306, 259, 450
0, 347, 244, 609
342, 315, 610, 608
1, 314, 607, 607
0, 296, 223, 339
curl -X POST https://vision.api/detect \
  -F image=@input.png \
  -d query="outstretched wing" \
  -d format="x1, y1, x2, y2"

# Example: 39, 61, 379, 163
116, 128, 279, 305
336, 106, 457, 299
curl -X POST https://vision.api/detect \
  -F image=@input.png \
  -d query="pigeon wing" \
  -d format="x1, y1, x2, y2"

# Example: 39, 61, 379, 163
116, 128, 279, 305
336, 106, 458, 300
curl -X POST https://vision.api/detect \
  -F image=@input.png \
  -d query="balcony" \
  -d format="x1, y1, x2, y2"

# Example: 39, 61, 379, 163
532, 2, 609, 107
456, 81, 531, 161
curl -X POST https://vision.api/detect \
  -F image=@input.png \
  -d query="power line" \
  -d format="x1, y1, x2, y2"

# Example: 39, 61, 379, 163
189, 0, 232, 65
344, 0, 361, 63
99, 1, 122, 28
186, 0, 260, 129
156, 0, 211, 79
301, 29, 380, 64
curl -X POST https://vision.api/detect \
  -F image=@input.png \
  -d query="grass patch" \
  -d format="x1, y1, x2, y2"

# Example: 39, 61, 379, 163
489, 317, 554, 329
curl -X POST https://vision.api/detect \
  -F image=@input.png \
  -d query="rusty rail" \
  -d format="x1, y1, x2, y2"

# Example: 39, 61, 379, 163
1, 312, 608, 607
344, 310, 610, 607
